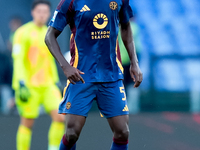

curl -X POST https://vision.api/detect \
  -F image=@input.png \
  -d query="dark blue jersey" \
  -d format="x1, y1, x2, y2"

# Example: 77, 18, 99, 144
49, 0, 133, 82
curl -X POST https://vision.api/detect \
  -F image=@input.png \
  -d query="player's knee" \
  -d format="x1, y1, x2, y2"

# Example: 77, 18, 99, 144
115, 128, 129, 140
65, 129, 79, 144
21, 117, 35, 129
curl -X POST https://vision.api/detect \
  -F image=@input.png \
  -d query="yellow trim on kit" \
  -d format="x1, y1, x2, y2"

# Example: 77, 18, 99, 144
69, 33, 79, 68
115, 37, 124, 73
62, 80, 70, 98
73, 36, 79, 68
100, 113, 104, 117
62, 33, 79, 98
70, 33, 73, 41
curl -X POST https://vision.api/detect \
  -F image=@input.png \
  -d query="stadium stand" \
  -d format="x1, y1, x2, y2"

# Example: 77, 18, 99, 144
130, 0, 200, 111
131, 0, 200, 91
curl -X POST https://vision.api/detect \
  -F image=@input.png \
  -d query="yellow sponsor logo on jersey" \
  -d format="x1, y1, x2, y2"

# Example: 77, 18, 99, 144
91, 31, 110, 39
93, 13, 108, 29
91, 13, 110, 39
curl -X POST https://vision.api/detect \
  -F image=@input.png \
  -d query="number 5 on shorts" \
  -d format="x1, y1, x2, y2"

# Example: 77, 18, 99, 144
120, 86, 126, 101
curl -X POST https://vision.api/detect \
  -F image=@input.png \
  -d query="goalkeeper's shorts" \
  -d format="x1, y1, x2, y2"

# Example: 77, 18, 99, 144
15, 85, 61, 118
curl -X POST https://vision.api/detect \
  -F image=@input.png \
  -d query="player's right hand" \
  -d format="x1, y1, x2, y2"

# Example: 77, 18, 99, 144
19, 81, 30, 102
62, 66, 85, 84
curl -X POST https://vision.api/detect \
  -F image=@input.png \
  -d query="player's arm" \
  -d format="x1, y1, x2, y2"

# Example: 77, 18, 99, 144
45, 0, 84, 84
119, 0, 143, 87
45, 27, 84, 84
12, 29, 28, 90
120, 22, 143, 87
12, 29, 31, 101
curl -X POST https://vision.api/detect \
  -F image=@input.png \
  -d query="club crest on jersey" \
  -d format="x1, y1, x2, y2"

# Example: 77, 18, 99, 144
109, 1, 118, 10
66, 102, 71, 109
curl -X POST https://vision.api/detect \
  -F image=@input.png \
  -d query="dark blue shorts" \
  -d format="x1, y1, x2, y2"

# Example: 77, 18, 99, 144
59, 80, 129, 118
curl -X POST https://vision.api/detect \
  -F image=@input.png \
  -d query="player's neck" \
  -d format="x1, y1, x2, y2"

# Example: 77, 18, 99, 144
33, 20, 44, 28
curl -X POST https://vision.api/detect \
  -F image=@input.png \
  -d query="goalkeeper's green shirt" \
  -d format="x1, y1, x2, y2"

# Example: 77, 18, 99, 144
12, 22, 59, 90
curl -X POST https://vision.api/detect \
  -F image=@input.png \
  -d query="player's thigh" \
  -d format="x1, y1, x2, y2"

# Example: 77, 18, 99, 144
15, 88, 40, 119
97, 80, 129, 118
42, 85, 62, 113
60, 82, 96, 117
107, 115, 129, 133
65, 114, 86, 136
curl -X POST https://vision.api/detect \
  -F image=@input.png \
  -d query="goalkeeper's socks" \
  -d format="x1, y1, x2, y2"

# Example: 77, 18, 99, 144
48, 122, 65, 150
59, 134, 76, 150
110, 138, 128, 150
17, 125, 32, 150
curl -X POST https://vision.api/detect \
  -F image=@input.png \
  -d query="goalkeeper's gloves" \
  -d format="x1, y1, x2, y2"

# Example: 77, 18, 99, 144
19, 81, 30, 102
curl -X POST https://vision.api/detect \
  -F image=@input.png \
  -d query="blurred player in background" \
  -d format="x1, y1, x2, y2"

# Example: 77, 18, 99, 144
45, 0, 143, 149
12, 1, 64, 150
0, 16, 23, 115
7, 16, 23, 51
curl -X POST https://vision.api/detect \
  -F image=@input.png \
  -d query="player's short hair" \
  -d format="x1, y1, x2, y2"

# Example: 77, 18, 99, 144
31, 0, 51, 10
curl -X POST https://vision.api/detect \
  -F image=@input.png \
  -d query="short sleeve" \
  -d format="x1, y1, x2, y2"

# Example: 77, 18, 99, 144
119, 0, 133, 24
49, 0, 74, 31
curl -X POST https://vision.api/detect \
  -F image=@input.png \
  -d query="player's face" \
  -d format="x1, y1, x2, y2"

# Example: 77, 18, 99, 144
32, 4, 50, 26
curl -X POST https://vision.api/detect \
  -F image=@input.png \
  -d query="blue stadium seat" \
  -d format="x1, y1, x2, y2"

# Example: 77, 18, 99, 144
131, 0, 200, 91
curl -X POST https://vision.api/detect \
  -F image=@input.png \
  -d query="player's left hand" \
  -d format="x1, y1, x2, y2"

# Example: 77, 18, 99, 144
129, 63, 143, 88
